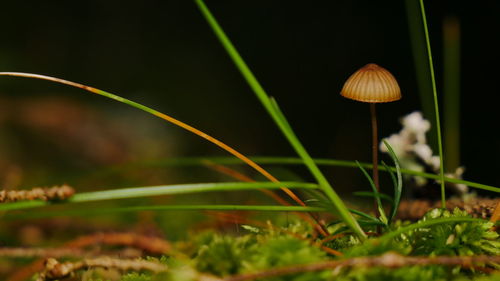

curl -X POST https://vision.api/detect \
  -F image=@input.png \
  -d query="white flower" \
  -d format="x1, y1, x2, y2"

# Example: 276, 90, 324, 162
445, 167, 468, 195
401, 112, 430, 144
414, 143, 433, 163
380, 134, 407, 156
379, 111, 468, 194
429, 156, 441, 171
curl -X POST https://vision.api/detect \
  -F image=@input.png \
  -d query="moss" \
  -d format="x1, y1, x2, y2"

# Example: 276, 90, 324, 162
85, 211, 500, 281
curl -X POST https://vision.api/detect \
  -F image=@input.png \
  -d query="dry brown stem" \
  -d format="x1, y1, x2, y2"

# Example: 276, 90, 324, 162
224, 252, 500, 281
0, 248, 85, 258
36, 257, 167, 281
63, 232, 171, 255
0, 247, 142, 259
0, 185, 74, 203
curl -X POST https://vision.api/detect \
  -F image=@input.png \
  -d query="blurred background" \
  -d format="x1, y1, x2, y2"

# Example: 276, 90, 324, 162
0, 0, 499, 195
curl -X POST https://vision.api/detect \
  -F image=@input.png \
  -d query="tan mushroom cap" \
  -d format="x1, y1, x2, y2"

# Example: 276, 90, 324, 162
340, 63, 401, 103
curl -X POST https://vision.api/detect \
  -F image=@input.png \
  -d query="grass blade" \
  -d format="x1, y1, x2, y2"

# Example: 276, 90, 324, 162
382, 140, 403, 224
0, 181, 319, 212
194, 0, 366, 240
96, 157, 500, 193
5, 205, 325, 220
0, 72, 307, 210
419, 0, 446, 208
355, 161, 388, 225
380, 160, 398, 214
352, 191, 394, 204
349, 209, 381, 223
381, 161, 398, 196
379, 217, 486, 242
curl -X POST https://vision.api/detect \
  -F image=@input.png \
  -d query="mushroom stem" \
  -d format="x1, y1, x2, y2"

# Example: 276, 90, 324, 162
370, 103, 380, 192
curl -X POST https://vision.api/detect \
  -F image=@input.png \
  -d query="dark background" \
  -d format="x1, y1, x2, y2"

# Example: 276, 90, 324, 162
0, 1, 499, 193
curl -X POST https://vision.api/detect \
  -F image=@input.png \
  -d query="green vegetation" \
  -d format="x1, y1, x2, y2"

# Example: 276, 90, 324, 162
85, 209, 499, 281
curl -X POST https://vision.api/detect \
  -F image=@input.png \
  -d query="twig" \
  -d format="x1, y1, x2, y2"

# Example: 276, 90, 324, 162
224, 252, 500, 281
36, 257, 167, 281
63, 232, 171, 254
0, 248, 85, 258
0, 247, 141, 259
0, 185, 74, 203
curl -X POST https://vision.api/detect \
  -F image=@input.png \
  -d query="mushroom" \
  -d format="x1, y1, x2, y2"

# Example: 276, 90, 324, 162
340, 63, 401, 199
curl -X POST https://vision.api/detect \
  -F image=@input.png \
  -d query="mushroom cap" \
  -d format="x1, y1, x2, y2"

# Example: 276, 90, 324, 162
340, 63, 401, 103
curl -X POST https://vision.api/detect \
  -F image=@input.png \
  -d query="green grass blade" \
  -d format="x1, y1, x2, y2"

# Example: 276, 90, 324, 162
419, 0, 446, 208
355, 161, 388, 225
0, 181, 319, 212
381, 161, 398, 197
379, 217, 486, 243
97, 157, 500, 193
352, 191, 394, 204
0, 72, 308, 210
194, 0, 366, 239
381, 161, 398, 210
357, 220, 387, 227
382, 141, 403, 224
5, 205, 325, 220
349, 209, 381, 223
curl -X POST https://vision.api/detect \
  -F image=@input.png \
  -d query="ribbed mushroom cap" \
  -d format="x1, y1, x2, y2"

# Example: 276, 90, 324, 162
340, 63, 401, 103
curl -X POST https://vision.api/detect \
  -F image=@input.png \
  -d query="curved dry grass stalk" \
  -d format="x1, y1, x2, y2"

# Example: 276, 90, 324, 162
202, 160, 329, 236
0, 72, 306, 209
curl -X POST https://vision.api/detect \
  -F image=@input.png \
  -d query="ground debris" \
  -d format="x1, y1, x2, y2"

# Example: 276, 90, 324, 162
397, 197, 498, 220
5, 232, 170, 281
0, 185, 74, 203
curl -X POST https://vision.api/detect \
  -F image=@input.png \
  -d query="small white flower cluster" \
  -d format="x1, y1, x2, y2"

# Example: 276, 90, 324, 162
380, 111, 468, 194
